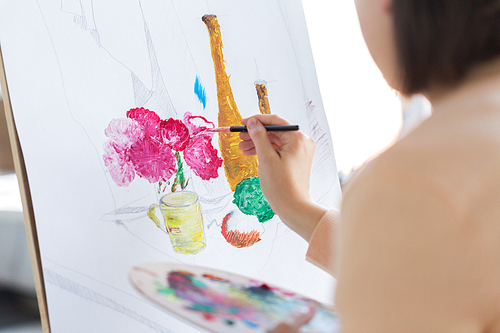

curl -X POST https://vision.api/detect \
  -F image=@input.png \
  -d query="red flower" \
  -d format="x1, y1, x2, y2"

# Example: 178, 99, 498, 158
127, 107, 160, 138
129, 138, 177, 183
159, 112, 222, 181
183, 134, 222, 180
159, 118, 190, 151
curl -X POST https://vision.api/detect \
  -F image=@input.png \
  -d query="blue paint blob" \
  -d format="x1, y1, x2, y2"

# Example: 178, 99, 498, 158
194, 75, 207, 109
242, 320, 259, 329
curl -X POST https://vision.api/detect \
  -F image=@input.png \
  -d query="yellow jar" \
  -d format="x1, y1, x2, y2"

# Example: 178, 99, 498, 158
148, 191, 205, 255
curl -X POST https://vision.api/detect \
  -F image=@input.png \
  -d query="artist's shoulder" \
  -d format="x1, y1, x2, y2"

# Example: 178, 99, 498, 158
342, 125, 443, 196
346, 113, 500, 209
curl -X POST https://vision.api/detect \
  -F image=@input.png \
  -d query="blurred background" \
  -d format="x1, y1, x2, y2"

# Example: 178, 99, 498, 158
0, 95, 42, 333
0, 1, 430, 332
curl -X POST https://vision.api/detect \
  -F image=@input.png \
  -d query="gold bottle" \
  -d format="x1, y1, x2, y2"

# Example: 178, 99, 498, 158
255, 80, 271, 115
202, 15, 259, 191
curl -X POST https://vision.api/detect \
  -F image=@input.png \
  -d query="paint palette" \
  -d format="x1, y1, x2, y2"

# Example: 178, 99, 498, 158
130, 263, 341, 333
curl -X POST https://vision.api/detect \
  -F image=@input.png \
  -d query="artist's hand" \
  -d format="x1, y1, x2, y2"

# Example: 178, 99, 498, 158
266, 304, 316, 333
239, 115, 327, 242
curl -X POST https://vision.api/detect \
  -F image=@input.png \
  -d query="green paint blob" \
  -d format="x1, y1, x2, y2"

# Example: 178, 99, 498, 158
190, 304, 216, 313
191, 278, 207, 289
233, 177, 274, 223
172, 151, 190, 192
154, 282, 176, 296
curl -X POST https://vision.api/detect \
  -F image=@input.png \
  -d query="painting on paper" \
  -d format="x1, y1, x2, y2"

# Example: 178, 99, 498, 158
0, 0, 341, 331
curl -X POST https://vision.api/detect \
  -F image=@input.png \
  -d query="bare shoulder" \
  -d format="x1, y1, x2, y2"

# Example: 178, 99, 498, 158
358, 110, 500, 207
337, 112, 500, 331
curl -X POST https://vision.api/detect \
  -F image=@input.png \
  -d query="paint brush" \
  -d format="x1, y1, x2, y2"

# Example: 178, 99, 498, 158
206, 125, 299, 133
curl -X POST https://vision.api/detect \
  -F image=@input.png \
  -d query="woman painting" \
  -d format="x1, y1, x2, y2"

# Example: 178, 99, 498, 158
240, 0, 500, 331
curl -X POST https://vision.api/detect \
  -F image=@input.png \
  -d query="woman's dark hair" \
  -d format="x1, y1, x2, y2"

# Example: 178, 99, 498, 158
393, 0, 500, 95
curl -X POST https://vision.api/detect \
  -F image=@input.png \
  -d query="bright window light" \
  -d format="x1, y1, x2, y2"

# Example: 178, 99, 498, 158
303, 1, 402, 174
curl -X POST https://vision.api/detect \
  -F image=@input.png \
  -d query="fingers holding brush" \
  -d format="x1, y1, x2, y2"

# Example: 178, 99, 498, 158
239, 132, 281, 156
239, 114, 290, 156
238, 114, 327, 242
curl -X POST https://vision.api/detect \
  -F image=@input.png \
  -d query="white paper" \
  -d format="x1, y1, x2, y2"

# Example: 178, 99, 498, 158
0, 1, 341, 332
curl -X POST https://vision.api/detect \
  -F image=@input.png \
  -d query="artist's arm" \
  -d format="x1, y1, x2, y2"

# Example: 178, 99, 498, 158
306, 209, 341, 277
240, 115, 341, 277
239, 115, 328, 242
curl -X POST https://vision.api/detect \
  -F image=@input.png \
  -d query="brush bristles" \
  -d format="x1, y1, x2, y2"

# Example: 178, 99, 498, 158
206, 127, 231, 132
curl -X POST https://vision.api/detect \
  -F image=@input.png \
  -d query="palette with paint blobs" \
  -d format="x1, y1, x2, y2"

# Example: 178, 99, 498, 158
130, 263, 341, 332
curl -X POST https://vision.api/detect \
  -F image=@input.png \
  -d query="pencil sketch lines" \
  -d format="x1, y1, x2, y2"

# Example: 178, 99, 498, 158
100, 192, 151, 222
101, 216, 187, 264
276, 0, 338, 207
168, 0, 214, 120
307, 101, 337, 207
60, 0, 100, 44
36, 0, 117, 210
59, 1, 176, 118
44, 258, 155, 307
169, 0, 201, 76
257, 225, 280, 278
131, 73, 154, 107
275, 0, 307, 98
44, 269, 178, 333
204, 218, 221, 230
136, 3, 177, 119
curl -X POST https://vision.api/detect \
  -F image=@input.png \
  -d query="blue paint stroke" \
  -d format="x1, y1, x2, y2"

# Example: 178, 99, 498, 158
194, 75, 207, 109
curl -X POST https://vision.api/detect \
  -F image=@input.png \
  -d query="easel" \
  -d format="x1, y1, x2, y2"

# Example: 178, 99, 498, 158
0, 48, 51, 333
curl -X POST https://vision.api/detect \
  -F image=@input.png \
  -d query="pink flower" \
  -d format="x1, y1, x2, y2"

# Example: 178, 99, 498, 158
104, 108, 222, 187
103, 141, 136, 186
127, 107, 160, 138
104, 118, 143, 148
129, 138, 177, 183
183, 112, 215, 135
159, 118, 190, 151
183, 134, 222, 180
103, 118, 142, 186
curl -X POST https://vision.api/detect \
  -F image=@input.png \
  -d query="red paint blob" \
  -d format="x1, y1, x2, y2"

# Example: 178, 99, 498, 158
126, 107, 161, 138
184, 134, 222, 180
202, 274, 230, 283
221, 212, 262, 248
129, 138, 177, 183
159, 118, 190, 151
202, 312, 216, 321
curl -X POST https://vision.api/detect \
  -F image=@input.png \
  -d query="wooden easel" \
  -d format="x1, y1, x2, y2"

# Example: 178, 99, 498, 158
0, 48, 51, 333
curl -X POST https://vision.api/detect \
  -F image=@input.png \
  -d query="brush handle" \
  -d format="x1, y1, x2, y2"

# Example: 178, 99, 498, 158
230, 125, 299, 132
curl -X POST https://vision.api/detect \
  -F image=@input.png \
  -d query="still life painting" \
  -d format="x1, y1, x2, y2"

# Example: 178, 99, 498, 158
0, 0, 341, 331
102, 13, 281, 255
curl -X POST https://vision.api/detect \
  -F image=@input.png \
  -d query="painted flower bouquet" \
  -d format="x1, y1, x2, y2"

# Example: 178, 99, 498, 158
103, 107, 223, 192
103, 107, 274, 252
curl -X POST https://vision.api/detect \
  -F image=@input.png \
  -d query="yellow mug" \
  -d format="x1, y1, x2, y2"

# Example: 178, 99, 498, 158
148, 191, 205, 255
